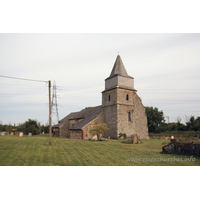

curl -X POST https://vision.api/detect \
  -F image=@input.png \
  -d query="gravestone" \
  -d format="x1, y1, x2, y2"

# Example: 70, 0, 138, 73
28, 133, 32, 137
131, 134, 140, 144
133, 135, 138, 144
10, 132, 14, 136
1, 132, 7, 136
19, 132, 23, 137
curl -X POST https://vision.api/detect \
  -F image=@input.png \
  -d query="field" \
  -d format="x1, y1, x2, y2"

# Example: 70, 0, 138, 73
0, 135, 200, 166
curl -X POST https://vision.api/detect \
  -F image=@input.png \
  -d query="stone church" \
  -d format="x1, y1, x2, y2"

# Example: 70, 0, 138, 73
53, 55, 149, 139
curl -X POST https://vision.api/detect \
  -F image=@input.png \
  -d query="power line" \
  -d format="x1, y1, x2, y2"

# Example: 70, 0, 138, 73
0, 74, 52, 145
0, 75, 47, 83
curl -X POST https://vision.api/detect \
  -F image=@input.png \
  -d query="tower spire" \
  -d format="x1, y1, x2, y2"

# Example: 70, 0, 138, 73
109, 55, 130, 78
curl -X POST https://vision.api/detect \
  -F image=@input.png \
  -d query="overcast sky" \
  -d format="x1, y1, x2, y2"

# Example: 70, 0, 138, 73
0, 33, 200, 125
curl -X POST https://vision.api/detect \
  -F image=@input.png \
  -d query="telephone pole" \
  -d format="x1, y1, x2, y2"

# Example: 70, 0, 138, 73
49, 80, 52, 145
0, 75, 52, 145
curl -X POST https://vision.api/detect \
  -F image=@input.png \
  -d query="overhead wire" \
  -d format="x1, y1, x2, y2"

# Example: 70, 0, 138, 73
0, 75, 49, 112
0, 75, 199, 117
0, 75, 47, 83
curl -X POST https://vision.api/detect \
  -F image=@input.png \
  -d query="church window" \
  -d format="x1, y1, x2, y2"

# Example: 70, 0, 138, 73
126, 94, 129, 101
128, 111, 131, 121
108, 95, 111, 101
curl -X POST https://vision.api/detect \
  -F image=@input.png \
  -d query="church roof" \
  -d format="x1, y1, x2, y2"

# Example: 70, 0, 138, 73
54, 105, 102, 130
108, 55, 133, 79
53, 111, 80, 128
70, 105, 102, 130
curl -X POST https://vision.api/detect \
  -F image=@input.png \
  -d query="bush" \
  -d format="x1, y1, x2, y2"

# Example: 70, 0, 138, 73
118, 133, 127, 139
149, 131, 200, 139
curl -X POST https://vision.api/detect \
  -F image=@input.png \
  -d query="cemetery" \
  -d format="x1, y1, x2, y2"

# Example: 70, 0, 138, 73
1, 134, 200, 166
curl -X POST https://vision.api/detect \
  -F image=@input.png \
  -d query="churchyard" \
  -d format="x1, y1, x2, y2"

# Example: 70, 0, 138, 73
0, 134, 200, 166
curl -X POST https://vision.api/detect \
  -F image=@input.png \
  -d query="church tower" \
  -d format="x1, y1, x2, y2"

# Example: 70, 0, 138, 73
102, 55, 149, 139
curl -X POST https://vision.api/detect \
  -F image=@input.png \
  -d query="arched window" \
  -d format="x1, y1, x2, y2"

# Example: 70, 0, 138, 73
128, 111, 131, 121
108, 95, 111, 101
126, 94, 129, 101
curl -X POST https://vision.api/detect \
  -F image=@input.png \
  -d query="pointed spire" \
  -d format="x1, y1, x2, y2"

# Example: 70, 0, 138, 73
109, 55, 129, 78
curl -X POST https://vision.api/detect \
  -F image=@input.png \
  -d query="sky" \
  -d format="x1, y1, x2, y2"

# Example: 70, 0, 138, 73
0, 33, 200, 125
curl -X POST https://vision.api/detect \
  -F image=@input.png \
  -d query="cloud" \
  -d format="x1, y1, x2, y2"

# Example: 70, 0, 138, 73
0, 33, 200, 124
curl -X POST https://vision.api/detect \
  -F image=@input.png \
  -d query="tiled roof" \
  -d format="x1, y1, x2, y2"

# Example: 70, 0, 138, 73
53, 105, 102, 130
107, 55, 133, 79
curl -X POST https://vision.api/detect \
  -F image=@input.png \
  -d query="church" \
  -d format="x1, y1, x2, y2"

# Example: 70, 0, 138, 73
53, 55, 149, 139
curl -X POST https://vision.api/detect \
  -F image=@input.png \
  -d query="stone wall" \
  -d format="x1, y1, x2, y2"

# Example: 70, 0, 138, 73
116, 88, 134, 106
162, 141, 200, 157
162, 142, 175, 153
105, 75, 134, 90
103, 105, 118, 138
105, 76, 118, 90
133, 93, 149, 139
102, 88, 118, 138
102, 87, 149, 139
117, 104, 135, 137
70, 130, 82, 139
117, 76, 134, 90
82, 112, 104, 140
102, 88, 117, 107
175, 142, 200, 157
116, 87, 135, 137
59, 118, 83, 137
59, 121, 70, 137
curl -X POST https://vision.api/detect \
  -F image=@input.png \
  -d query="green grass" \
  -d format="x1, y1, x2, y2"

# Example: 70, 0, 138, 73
0, 135, 200, 166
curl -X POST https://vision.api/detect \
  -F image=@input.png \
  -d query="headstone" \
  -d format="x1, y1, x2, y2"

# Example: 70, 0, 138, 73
133, 135, 138, 144
19, 132, 23, 137
1, 132, 7, 136
28, 133, 32, 137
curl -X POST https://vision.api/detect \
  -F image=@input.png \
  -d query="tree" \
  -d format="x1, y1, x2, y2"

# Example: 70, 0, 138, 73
194, 117, 200, 131
38, 122, 42, 133
0, 122, 3, 132
145, 106, 165, 132
186, 115, 195, 131
17, 119, 40, 134
89, 123, 109, 140
168, 122, 178, 131
176, 116, 186, 131
41, 124, 49, 134
5, 124, 13, 134
186, 116, 200, 131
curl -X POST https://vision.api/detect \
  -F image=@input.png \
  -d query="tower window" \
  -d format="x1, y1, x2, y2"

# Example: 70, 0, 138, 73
128, 111, 131, 121
108, 95, 111, 101
126, 94, 129, 101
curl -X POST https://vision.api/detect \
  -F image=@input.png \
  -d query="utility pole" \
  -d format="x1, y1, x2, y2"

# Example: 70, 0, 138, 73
49, 80, 52, 145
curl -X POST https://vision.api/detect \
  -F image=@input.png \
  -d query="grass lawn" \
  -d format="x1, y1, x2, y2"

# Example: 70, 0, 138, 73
0, 135, 200, 166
